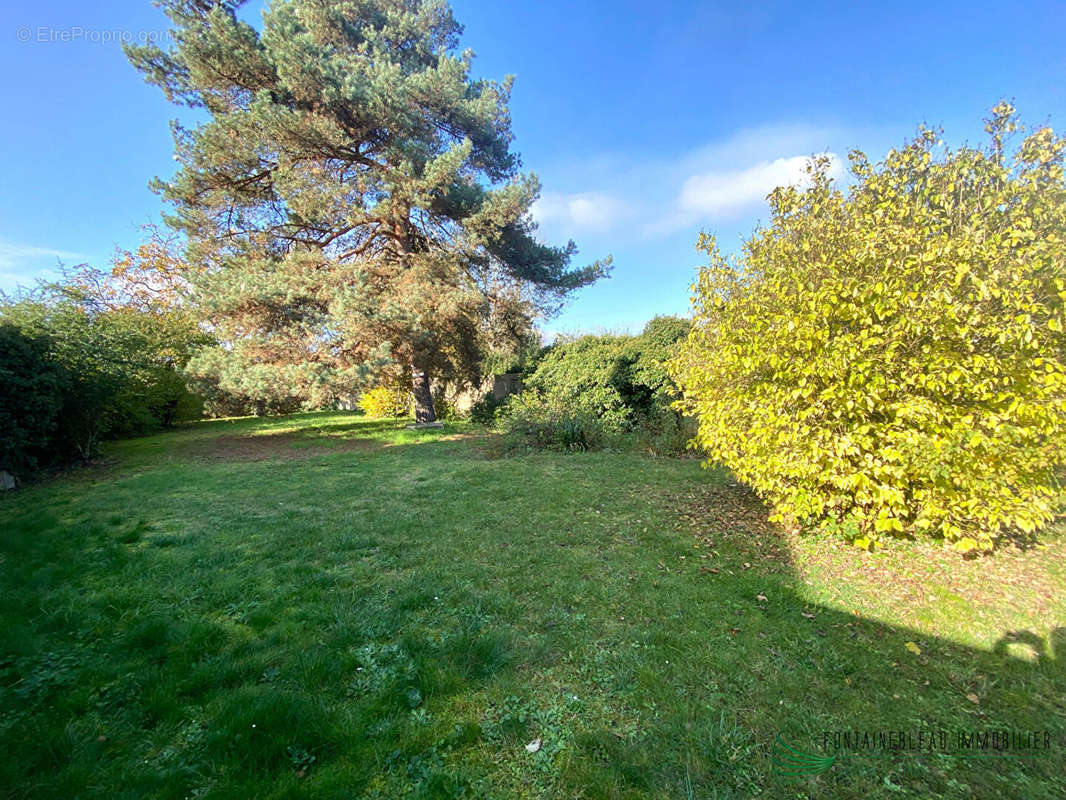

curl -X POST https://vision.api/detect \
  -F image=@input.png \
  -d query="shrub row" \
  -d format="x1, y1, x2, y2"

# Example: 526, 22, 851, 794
1, 291, 203, 477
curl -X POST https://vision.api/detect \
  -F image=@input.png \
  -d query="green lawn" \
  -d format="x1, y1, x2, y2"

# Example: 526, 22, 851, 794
2, 412, 1064, 799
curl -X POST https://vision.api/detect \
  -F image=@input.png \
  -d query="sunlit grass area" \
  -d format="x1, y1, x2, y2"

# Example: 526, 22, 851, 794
2, 412, 1063, 799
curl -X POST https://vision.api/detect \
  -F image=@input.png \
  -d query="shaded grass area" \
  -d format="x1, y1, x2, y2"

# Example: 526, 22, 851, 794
1, 411, 1063, 799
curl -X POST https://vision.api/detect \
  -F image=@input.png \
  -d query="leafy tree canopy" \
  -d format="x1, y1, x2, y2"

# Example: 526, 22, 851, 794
127, 0, 609, 421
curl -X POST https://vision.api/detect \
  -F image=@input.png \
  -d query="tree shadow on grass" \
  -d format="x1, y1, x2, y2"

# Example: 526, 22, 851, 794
1, 438, 1063, 800
166, 419, 428, 463
0, 521, 522, 800
180, 432, 381, 462
274, 418, 409, 437
557, 482, 1066, 799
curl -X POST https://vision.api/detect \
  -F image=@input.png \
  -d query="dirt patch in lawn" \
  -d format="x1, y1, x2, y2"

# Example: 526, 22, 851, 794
187, 432, 379, 462
674, 481, 794, 574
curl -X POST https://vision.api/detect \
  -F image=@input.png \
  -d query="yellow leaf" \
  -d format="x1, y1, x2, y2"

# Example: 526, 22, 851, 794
904, 641, 921, 655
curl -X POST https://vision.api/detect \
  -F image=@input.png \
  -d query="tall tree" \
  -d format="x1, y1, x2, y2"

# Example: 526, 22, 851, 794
127, 0, 609, 422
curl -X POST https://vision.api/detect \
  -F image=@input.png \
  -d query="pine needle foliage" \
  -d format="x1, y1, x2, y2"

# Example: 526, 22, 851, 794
127, 0, 608, 421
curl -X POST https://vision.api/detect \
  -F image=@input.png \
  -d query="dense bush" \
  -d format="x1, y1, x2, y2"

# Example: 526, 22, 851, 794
186, 348, 310, 418
495, 318, 692, 451
99, 307, 206, 433
429, 387, 461, 422
0, 325, 66, 475
359, 383, 413, 418
0, 278, 206, 472
524, 335, 642, 431
672, 105, 1066, 551
633, 405, 699, 457
498, 391, 608, 451
632, 315, 692, 402
468, 392, 505, 424
190, 378, 302, 418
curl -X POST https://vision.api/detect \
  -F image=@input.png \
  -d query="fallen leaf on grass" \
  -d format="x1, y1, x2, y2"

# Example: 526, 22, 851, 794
756, 593, 768, 602
801, 611, 815, 619
904, 641, 922, 655
525, 738, 542, 753
966, 693, 980, 705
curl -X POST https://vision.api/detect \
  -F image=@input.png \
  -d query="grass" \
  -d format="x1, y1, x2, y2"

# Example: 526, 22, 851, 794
1, 411, 1064, 799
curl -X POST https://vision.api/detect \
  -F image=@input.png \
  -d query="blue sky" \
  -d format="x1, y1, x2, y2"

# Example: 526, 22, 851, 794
1, 1, 1063, 336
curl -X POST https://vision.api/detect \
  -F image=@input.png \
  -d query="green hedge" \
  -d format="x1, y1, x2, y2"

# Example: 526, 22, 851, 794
0, 292, 204, 476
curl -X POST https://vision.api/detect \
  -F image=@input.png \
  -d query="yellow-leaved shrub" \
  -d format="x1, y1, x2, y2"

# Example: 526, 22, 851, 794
671, 105, 1066, 550
359, 383, 412, 419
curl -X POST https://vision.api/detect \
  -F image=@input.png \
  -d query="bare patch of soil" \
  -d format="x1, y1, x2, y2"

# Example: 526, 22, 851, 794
188, 433, 378, 462
673, 481, 794, 573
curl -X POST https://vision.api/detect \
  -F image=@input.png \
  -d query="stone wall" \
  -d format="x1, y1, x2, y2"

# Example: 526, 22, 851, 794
492, 373, 523, 402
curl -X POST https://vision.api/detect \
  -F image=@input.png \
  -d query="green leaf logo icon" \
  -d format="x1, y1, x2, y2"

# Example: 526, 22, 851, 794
771, 733, 836, 778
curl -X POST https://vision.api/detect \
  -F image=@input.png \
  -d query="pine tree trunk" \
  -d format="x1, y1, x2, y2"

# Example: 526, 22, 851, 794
410, 364, 436, 423
394, 200, 436, 424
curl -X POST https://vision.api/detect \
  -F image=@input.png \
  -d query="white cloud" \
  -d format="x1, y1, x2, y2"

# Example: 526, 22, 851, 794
531, 191, 629, 232
530, 122, 858, 242
0, 240, 85, 292
678, 153, 844, 218
676, 123, 845, 173
0, 241, 84, 270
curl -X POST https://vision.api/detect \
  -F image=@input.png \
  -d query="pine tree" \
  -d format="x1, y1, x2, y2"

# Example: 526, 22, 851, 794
127, 0, 609, 421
